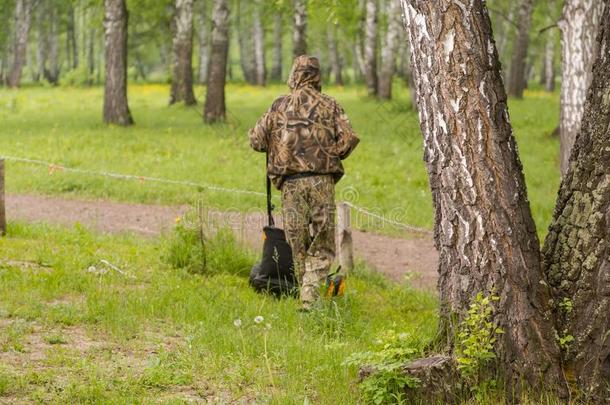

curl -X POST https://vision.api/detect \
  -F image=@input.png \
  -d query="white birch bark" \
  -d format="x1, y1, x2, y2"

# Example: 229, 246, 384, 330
292, 0, 307, 57
558, 0, 605, 176
542, 8, 610, 400
252, 0, 266, 86
399, 0, 565, 394
204, 0, 229, 123
170, 0, 196, 105
103, 0, 133, 125
8, 0, 32, 88
507, 0, 534, 98
378, 0, 401, 99
35, 4, 46, 82
197, 0, 209, 84
47, 5, 60, 85
363, 0, 378, 96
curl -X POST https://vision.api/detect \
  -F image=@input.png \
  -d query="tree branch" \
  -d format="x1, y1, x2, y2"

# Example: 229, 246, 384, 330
539, 23, 559, 35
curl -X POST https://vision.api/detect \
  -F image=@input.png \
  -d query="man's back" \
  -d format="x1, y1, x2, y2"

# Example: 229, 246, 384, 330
249, 56, 359, 189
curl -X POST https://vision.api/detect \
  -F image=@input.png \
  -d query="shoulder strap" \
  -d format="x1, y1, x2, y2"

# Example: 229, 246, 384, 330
266, 152, 275, 227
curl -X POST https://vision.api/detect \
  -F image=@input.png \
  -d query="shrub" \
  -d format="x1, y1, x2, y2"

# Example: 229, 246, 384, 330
60, 67, 96, 87
161, 208, 255, 277
344, 330, 421, 404
455, 291, 503, 399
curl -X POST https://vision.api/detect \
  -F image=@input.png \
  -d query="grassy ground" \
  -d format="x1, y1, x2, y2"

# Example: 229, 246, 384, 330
0, 83, 561, 235
0, 222, 437, 404
0, 82, 566, 403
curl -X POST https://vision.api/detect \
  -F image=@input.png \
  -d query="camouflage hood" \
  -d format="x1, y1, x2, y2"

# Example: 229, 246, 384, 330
249, 55, 359, 189
287, 55, 322, 92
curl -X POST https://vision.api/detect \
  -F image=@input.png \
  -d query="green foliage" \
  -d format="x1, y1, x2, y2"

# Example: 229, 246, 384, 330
455, 291, 504, 398
61, 66, 97, 87
344, 330, 422, 404
558, 297, 573, 314
43, 333, 67, 345
161, 209, 255, 278
557, 333, 574, 350
0, 369, 12, 396
556, 298, 575, 351
0, 0, 15, 52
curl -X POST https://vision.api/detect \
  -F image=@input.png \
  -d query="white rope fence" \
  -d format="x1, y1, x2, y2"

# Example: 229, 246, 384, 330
1, 155, 433, 235
343, 202, 433, 235
2, 155, 267, 198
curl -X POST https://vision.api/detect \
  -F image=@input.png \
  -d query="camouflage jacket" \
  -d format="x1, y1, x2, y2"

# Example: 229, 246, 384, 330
248, 56, 360, 189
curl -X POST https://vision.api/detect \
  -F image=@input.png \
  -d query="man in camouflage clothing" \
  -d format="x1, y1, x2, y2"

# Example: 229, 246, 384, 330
248, 55, 359, 310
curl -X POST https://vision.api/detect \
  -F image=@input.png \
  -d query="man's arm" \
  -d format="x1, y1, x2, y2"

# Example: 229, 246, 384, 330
248, 110, 273, 152
334, 103, 360, 159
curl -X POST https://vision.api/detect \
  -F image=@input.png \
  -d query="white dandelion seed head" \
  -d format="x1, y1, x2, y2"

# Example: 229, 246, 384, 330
233, 319, 242, 328
254, 316, 264, 324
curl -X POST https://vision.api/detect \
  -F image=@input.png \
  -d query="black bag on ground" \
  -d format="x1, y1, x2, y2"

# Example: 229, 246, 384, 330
249, 226, 297, 297
249, 156, 297, 297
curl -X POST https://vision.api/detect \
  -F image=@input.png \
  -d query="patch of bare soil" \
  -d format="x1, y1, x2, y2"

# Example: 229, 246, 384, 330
6, 194, 439, 289
0, 315, 236, 404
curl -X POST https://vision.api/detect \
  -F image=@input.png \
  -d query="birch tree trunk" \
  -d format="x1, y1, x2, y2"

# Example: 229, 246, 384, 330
35, 4, 46, 83
103, 0, 133, 126
252, 0, 266, 86
236, 0, 255, 84
8, 0, 32, 88
544, 29, 556, 92
204, 0, 229, 123
539, 0, 557, 92
197, 0, 209, 84
507, 0, 534, 98
87, 28, 95, 84
542, 7, 610, 401
353, 36, 365, 81
327, 24, 343, 86
45, 4, 60, 85
558, 0, 605, 176
363, 0, 378, 96
0, 3, 11, 85
170, 0, 197, 105
292, 0, 307, 57
378, 0, 400, 99
400, 0, 565, 394
270, 12, 283, 82
67, 4, 78, 69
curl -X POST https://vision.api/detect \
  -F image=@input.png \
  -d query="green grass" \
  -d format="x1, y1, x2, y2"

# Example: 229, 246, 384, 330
0, 222, 437, 403
0, 83, 568, 403
0, 83, 561, 236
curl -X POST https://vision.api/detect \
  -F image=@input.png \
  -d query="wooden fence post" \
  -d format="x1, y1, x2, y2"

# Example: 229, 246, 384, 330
336, 202, 354, 274
0, 159, 5, 236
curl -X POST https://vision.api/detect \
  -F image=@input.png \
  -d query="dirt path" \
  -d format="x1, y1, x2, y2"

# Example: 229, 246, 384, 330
6, 194, 438, 290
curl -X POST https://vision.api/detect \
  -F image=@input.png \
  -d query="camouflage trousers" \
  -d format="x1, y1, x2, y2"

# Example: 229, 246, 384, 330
281, 175, 336, 309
